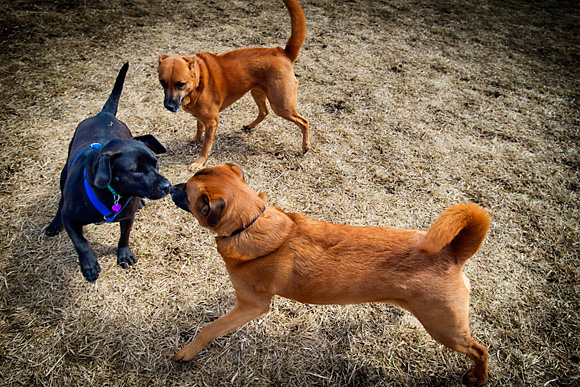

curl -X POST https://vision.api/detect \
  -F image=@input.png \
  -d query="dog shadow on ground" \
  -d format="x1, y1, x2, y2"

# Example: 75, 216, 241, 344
159, 124, 305, 170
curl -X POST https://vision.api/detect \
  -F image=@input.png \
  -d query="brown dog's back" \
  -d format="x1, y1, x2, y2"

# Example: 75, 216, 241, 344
219, 203, 490, 306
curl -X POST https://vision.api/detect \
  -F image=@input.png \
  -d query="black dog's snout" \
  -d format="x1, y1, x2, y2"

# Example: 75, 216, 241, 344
159, 179, 171, 193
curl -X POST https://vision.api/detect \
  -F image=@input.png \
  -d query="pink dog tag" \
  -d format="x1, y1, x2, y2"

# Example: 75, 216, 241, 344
112, 203, 122, 212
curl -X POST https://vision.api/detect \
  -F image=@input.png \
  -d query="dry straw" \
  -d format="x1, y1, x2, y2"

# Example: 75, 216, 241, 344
1, 0, 579, 385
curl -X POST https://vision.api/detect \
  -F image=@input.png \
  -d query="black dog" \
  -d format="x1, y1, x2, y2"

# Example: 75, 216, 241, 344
46, 62, 171, 282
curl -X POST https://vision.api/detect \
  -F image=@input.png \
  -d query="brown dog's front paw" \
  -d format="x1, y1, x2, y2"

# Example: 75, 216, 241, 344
172, 351, 189, 363
173, 340, 206, 362
173, 347, 195, 363
462, 369, 486, 386
188, 161, 205, 171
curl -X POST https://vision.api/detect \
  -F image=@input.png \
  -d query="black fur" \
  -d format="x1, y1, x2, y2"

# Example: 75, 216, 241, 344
46, 63, 171, 282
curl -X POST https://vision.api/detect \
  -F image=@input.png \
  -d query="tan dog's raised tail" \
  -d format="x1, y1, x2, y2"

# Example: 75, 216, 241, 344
170, 164, 491, 386
158, 0, 309, 171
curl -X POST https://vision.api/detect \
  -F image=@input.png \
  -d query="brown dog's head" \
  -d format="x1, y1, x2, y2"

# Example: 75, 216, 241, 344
158, 55, 200, 113
170, 163, 267, 237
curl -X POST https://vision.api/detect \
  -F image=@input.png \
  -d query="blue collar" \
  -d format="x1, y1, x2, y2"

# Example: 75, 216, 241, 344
72, 143, 131, 223
83, 168, 131, 223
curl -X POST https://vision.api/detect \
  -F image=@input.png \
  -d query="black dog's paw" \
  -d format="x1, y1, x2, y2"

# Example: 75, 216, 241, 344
81, 261, 101, 282
117, 247, 137, 269
45, 219, 63, 236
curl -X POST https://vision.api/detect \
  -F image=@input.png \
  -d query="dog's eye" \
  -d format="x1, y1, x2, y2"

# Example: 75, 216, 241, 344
175, 81, 185, 89
160, 80, 167, 88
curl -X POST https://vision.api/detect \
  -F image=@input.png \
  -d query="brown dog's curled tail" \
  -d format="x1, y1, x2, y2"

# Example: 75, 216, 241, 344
283, 0, 306, 63
417, 203, 491, 263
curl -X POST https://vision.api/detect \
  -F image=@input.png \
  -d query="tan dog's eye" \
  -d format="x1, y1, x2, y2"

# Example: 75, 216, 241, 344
175, 81, 185, 89
160, 80, 167, 88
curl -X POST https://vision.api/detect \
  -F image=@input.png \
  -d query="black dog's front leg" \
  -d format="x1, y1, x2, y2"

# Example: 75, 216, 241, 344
64, 220, 101, 282
117, 215, 137, 269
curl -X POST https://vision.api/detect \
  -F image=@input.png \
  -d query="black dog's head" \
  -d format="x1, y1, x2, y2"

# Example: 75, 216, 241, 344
94, 134, 171, 200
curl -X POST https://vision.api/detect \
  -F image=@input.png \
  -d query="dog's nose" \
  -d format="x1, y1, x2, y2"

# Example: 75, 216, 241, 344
164, 101, 179, 112
159, 180, 171, 193
169, 183, 185, 196
169, 185, 178, 195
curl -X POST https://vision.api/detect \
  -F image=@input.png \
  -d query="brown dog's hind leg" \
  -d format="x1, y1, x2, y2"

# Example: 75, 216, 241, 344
271, 106, 309, 154
243, 89, 270, 132
174, 293, 271, 362
410, 293, 488, 386
267, 83, 310, 154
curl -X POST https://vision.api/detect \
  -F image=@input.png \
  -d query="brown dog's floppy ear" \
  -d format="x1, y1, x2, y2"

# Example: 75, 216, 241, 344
158, 54, 169, 64
226, 163, 245, 182
94, 153, 114, 189
199, 193, 226, 228
133, 134, 167, 155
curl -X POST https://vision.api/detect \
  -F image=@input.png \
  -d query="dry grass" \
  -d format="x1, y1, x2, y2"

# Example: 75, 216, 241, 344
1, 0, 579, 385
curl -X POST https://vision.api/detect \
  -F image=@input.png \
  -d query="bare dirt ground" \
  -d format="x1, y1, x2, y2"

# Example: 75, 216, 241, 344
1, 0, 579, 385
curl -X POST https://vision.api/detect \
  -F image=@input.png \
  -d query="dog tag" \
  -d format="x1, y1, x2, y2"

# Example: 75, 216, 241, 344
112, 203, 122, 212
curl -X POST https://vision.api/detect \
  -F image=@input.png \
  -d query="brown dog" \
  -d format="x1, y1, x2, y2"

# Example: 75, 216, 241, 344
158, 0, 310, 171
169, 164, 490, 386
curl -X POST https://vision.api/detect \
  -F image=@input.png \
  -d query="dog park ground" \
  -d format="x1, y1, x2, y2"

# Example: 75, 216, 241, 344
1, 0, 579, 385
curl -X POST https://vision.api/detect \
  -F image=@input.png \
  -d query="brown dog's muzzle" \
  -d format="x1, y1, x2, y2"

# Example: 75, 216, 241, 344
170, 183, 190, 212
164, 95, 182, 113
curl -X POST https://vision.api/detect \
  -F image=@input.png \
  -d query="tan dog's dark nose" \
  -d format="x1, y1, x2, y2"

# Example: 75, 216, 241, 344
170, 184, 190, 213
164, 99, 180, 112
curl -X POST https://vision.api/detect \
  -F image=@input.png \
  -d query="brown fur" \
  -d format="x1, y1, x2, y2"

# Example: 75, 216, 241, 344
170, 164, 491, 386
158, 0, 309, 171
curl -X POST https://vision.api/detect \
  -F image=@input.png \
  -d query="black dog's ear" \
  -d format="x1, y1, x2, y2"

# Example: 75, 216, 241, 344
134, 134, 167, 155
94, 153, 113, 189
200, 193, 226, 228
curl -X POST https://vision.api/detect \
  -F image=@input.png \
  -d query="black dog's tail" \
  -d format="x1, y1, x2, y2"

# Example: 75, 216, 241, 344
102, 62, 129, 116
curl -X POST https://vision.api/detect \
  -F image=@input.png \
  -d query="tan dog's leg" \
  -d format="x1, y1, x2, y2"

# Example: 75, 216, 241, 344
192, 121, 204, 143
267, 82, 310, 153
174, 293, 272, 362
410, 293, 488, 386
188, 117, 218, 171
244, 89, 270, 130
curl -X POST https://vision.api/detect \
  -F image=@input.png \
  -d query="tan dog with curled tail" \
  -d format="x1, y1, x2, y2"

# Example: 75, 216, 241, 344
170, 163, 491, 386
158, 0, 309, 171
